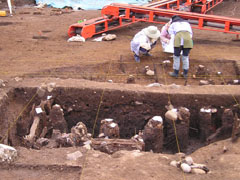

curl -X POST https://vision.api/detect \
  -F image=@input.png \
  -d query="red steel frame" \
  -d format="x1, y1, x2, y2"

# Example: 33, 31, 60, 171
189, 0, 224, 14
143, 0, 223, 14
145, 0, 182, 9
68, 2, 240, 39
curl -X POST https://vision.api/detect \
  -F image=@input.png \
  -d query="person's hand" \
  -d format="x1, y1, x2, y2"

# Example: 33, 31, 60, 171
151, 41, 157, 48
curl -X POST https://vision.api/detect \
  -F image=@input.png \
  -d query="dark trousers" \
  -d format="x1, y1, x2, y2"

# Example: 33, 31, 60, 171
174, 46, 191, 56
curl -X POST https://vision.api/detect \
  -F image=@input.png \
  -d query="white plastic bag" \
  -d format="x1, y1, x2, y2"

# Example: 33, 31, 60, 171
67, 34, 85, 42
162, 35, 174, 53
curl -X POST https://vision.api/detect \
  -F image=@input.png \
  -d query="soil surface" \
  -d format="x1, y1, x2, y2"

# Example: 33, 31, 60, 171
0, 0, 240, 180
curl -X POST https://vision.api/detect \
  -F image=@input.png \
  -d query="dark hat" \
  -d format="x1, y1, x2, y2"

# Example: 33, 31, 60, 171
171, 15, 185, 23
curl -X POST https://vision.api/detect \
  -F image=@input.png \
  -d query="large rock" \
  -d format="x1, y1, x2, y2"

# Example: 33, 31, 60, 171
0, 144, 17, 163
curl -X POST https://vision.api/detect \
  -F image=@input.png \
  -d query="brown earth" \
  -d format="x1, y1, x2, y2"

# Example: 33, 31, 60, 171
0, 0, 240, 180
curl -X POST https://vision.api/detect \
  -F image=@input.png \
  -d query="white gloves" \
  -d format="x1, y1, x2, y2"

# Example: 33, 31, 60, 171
150, 38, 157, 43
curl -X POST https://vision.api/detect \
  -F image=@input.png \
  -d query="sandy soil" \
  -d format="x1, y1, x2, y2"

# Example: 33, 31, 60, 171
0, 0, 240, 180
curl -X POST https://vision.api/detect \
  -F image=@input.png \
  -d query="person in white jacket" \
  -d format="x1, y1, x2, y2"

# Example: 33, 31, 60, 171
131, 26, 160, 62
167, 15, 193, 78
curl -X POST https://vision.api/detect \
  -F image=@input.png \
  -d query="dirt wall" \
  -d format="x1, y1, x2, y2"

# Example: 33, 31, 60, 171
1, 84, 239, 153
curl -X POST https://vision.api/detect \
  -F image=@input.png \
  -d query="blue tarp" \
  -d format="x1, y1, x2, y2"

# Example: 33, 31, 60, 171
35, 0, 150, 10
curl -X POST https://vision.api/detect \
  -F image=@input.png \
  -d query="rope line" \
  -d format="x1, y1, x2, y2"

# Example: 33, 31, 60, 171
161, 63, 186, 180
210, 57, 240, 108
0, 78, 54, 144
79, 58, 113, 180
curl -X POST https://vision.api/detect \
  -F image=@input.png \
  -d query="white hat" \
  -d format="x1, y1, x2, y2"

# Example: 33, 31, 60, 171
143, 26, 160, 39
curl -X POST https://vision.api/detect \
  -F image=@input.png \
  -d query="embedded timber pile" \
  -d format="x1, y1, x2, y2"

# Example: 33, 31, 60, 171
231, 104, 240, 142
93, 118, 144, 154
164, 106, 190, 153
142, 116, 163, 153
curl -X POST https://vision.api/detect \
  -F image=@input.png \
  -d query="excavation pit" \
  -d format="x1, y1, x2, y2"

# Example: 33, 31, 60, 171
25, 59, 240, 86
0, 79, 239, 154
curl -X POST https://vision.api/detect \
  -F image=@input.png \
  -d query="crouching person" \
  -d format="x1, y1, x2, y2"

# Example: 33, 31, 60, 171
168, 15, 193, 78
130, 26, 160, 62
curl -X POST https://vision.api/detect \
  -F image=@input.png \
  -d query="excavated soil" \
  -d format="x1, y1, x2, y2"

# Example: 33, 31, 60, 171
0, 0, 240, 180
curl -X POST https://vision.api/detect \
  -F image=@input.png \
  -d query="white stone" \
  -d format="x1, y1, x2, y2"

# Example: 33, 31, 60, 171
98, 133, 104, 138
84, 140, 92, 145
146, 70, 155, 76
35, 107, 43, 114
199, 80, 209, 86
54, 104, 60, 108
185, 156, 194, 165
184, 108, 189, 111
233, 80, 239, 84
146, 83, 162, 87
135, 101, 143, 105
145, 66, 150, 70
200, 108, 211, 113
47, 95, 52, 100
0, 144, 17, 163
14, 77, 23, 82
102, 34, 117, 41
67, 35, 85, 42
165, 109, 178, 121
211, 108, 217, 113
133, 135, 138, 139
223, 145, 228, 153
191, 168, 206, 174
170, 160, 178, 167
163, 60, 171, 64
47, 82, 56, 92
66, 151, 83, 161
152, 116, 163, 123
92, 36, 104, 42
181, 163, 191, 173
110, 123, 117, 128
0, 79, 4, 86
83, 144, 91, 150
105, 118, 113, 122
169, 83, 180, 89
